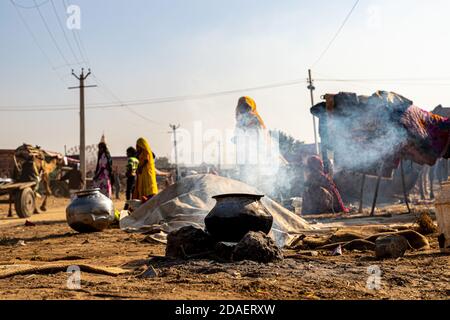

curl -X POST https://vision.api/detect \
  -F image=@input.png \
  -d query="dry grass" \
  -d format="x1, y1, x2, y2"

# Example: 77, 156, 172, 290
415, 212, 438, 235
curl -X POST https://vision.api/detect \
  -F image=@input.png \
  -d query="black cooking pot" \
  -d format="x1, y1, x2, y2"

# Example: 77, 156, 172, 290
204, 193, 273, 242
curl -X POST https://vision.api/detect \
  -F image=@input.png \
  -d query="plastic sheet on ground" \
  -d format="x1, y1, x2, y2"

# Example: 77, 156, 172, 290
120, 174, 314, 247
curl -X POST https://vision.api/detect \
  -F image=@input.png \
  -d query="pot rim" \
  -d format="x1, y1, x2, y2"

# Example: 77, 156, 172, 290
212, 193, 265, 200
75, 188, 101, 197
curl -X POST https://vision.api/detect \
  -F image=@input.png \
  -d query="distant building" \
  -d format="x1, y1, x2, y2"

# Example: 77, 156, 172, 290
0, 149, 15, 178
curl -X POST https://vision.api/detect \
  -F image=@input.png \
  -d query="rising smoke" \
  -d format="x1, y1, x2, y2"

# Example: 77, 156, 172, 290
315, 92, 412, 175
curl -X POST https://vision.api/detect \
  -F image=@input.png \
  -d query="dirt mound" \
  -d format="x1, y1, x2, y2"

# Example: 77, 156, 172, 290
165, 226, 215, 258
375, 235, 409, 259
232, 231, 283, 263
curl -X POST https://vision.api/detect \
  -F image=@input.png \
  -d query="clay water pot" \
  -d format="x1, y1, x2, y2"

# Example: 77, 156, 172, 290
204, 193, 273, 242
66, 188, 115, 233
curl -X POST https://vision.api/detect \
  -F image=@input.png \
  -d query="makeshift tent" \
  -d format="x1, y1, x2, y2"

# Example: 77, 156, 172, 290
311, 91, 450, 177
120, 174, 314, 247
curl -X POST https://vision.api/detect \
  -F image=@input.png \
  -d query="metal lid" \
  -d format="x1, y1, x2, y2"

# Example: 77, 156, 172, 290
75, 188, 101, 197
212, 193, 265, 200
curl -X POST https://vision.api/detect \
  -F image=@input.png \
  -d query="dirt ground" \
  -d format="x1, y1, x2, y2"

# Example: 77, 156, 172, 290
0, 195, 448, 300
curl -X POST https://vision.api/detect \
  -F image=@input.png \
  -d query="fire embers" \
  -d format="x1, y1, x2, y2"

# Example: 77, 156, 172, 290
165, 193, 281, 263
165, 226, 283, 263
231, 231, 283, 263
165, 226, 215, 259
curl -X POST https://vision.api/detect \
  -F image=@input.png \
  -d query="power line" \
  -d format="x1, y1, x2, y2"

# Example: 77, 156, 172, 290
315, 77, 450, 89
53, 1, 302, 114
11, 0, 49, 9
53, 61, 86, 69
0, 78, 308, 111
10, 0, 68, 86
5, 75, 450, 112
33, 0, 71, 65
6, 75, 450, 111
113, 78, 306, 106
62, 0, 90, 66
316, 77, 450, 82
74, 29, 91, 66
8, 76, 450, 112
311, 0, 360, 68
90, 74, 167, 127
50, 0, 82, 65
70, 28, 87, 65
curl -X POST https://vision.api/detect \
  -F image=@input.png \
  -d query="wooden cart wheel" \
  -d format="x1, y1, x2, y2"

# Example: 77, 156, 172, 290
15, 187, 36, 218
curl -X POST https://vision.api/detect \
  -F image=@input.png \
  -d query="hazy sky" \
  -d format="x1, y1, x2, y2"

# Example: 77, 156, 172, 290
2, 0, 450, 162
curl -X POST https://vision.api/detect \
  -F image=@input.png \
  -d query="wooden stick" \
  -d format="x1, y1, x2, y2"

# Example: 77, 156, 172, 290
358, 174, 366, 213
400, 159, 411, 214
370, 164, 383, 216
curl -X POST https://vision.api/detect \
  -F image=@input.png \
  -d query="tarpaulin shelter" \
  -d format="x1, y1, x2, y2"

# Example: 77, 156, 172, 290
120, 174, 314, 247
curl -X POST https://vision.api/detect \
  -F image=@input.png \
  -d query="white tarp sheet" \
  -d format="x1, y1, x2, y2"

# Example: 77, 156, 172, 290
120, 174, 314, 247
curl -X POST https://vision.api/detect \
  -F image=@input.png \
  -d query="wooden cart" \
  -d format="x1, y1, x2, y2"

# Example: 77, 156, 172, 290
0, 181, 37, 218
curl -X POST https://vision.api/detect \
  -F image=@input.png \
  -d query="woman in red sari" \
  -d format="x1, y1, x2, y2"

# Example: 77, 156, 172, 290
302, 156, 348, 215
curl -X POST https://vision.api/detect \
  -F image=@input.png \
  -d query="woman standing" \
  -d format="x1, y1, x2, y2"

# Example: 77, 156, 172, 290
235, 96, 266, 131
234, 97, 265, 184
133, 137, 158, 201
233, 96, 287, 189
93, 142, 113, 198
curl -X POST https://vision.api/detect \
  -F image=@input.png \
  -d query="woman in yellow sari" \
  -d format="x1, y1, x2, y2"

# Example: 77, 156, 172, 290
235, 96, 266, 131
133, 137, 158, 201
233, 96, 288, 191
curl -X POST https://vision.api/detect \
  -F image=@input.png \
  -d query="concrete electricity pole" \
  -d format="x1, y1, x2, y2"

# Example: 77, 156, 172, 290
69, 68, 96, 189
307, 69, 320, 155
170, 124, 181, 181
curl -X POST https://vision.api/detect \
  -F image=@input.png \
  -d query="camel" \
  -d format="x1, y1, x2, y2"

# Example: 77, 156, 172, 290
8, 144, 63, 216
32, 153, 62, 212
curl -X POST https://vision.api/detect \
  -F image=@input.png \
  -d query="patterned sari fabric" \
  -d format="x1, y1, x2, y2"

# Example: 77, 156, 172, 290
133, 137, 158, 201
302, 156, 348, 215
94, 153, 112, 198
400, 105, 450, 165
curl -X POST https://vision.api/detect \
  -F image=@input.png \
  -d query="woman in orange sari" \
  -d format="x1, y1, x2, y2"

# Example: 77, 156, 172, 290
133, 137, 158, 201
